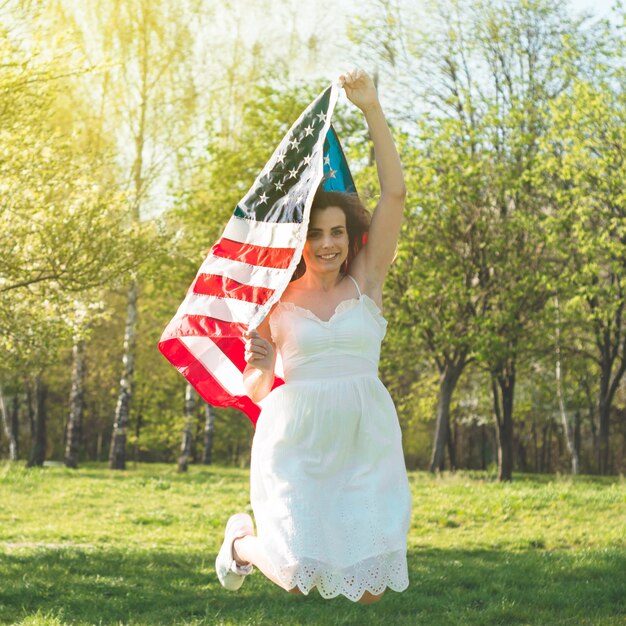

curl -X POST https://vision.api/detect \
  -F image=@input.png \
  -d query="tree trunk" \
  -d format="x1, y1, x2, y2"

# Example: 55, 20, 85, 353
598, 397, 611, 474
574, 410, 581, 465
27, 376, 47, 468
446, 417, 457, 471
202, 404, 215, 465
109, 281, 138, 470
178, 383, 195, 472
593, 322, 626, 474
10, 394, 19, 460
480, 424, 487, 470
429, 359, 465, 473
491, 364, 515, 482
531, 418, 537, 472
0, 387, 19, 461
25, 382, 34, 440
65, 339, 86, 469
554, 298, 579, 474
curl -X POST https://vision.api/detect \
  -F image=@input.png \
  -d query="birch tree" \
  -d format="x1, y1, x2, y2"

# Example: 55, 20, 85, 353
177, 383, 195, 472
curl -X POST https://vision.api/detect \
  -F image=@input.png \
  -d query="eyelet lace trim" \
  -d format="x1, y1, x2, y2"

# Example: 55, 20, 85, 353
275, 550, 408, 602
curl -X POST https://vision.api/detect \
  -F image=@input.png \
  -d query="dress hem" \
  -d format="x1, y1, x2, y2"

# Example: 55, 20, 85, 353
272, 549, 409, 602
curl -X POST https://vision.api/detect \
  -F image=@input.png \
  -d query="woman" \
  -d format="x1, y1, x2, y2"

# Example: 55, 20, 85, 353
215, 69, 411, 604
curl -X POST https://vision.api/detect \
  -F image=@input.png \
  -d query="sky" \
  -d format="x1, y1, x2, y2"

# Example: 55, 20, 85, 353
569, 0, 620, 15
241, 0, 621, 98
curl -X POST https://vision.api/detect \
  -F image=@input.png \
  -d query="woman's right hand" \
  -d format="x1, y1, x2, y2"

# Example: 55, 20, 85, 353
244, 330, 275, 373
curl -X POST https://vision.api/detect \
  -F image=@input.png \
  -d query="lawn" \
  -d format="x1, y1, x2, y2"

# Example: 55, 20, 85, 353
0, 462, 624, 625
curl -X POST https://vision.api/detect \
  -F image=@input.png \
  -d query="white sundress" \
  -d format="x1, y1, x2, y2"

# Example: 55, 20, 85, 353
249, 275, 412, 601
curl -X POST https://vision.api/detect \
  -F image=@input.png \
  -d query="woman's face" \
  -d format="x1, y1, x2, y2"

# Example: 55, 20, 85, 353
302, 206, 349, 275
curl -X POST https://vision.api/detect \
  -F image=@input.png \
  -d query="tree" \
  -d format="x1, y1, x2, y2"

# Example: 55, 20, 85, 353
0, 12, 155, 467
350, 0, 598, 479
538, 29, 626, 472
177, 383, 195, 472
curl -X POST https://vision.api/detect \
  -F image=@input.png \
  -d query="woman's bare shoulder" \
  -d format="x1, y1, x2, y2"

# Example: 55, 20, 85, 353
280, 279, 306, 303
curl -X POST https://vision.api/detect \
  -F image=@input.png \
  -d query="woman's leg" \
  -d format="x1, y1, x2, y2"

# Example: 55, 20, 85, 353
233, 534, 292, 591
358, 591, 385, 605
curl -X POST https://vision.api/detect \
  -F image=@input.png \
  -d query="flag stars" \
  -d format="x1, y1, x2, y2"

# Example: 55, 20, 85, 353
316, 111, 327, 124
288, 167, 299, 179
276, 151, 286, 164
303, 154, 313, 166
303, 124, 314, 136
258, 192, 269, 204
288, 136, 301, 150
274, 180, 284, 191
324, 155, 331, 166
328, 168, 337, 178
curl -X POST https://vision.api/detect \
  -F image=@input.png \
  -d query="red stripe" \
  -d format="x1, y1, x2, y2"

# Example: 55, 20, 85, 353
158, 316, 253, 372
211, 237, 295, 269
213, 335, 247, 371
193, 274, 275, 304
158, 337, 261, 425
160, 316, 282, 379
160, 315, 247, 343
158, 329, 285, 426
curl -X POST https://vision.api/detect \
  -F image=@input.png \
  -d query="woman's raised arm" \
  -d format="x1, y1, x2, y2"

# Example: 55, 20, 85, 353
340, 70, 406, 295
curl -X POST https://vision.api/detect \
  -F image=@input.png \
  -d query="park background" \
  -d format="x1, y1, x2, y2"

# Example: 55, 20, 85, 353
1, 1, 625, 624
1, 0, 625, 479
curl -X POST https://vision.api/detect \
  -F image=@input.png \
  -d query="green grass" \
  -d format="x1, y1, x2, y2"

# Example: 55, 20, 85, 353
0, 463, 624, 625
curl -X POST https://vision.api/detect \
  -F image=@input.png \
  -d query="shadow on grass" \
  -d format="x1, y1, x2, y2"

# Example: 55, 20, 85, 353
1, 546, 625, 626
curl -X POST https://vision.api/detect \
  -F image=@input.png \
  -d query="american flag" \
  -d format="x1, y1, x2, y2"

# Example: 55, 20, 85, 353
158, 82, 356, 425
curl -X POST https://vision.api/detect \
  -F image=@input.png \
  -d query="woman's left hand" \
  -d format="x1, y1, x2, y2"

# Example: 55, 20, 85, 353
339, 69, 379, 112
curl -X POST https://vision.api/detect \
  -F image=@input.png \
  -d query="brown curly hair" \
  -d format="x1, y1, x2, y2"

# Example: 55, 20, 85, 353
291, 188, 371, 281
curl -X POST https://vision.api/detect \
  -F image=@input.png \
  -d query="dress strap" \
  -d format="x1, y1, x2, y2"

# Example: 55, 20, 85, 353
346, 274, 362, 298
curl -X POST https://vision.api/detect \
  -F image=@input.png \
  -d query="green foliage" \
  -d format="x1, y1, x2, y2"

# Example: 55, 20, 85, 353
347, 0, 626, 476
0, 25, 158, 378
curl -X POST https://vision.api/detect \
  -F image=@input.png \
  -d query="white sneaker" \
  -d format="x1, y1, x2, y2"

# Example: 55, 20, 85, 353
215, 513, 255, 590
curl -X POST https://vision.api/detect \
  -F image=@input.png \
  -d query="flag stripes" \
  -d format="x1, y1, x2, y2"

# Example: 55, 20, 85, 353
159, 82, 352, 425
222, 215, 302, 248
163, 338, 261, 419
196, 255, 292, 290
211, 238, 295, 269
175, 292, 262, 325
193, 274, 275, 305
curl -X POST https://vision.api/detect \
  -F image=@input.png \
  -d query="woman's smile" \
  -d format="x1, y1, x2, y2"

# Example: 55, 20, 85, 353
303, 206, 349, 272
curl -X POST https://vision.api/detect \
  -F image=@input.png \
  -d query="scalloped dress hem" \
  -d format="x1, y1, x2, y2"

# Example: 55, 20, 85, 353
276, 550, 410, 601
